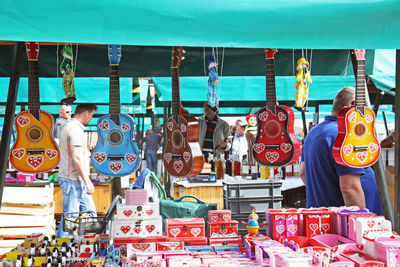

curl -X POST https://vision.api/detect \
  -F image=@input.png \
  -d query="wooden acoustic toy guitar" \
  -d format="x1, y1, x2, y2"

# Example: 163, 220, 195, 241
163, 46, 203, 177
252, 49, 301, 167
91, 45, 141, 176
10, 42, 60, 173
333, 49, 380, 167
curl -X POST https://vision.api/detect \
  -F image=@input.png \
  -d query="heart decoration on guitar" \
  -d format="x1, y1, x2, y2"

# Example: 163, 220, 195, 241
163, 46, 203, 177
333, 49, 380, 167
252, 49, 301, 167
10, 42, 60, 173
91, 45, 141, 176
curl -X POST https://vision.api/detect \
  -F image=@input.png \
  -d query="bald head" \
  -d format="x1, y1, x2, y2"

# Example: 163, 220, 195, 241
59, 104, 72, 120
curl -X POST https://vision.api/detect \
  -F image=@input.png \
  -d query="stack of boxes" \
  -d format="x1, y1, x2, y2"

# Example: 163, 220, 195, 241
113, 189, 163, 245
208, 210, 242, 251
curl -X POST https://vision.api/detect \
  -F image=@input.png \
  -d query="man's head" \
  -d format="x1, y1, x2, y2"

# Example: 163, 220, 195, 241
235, 119, 247, 136
59, 104, 72, 120
73, 103, 97, 125
146, 128, 153, 135
332, 86, 355, 116
203, 102, 218, 120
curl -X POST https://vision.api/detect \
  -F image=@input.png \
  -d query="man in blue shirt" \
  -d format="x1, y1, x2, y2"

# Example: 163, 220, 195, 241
300, 87, 382, 215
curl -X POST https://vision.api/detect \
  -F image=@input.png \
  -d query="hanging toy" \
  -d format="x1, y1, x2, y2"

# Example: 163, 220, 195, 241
207, 56, 219, 109
295, 57, 312, 110
245, 114, 257, 136
60, 45, 76, 104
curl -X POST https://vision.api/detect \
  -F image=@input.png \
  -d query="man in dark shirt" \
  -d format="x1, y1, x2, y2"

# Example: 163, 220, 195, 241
144, 129, 162, 174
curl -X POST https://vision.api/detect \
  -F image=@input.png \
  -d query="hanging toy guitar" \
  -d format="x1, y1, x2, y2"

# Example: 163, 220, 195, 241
207, 56, 219, 109
294, 57, 312, 110
60, 45, 76, 104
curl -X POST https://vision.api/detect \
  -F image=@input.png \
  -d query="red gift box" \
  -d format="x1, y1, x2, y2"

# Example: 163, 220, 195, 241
166, 218, 205, 238
157, 241, 185, 251
208, 221, 238, 239
301, 208, 334, 237
168, 236, 208, 246
208, 210, 231, 223
267, 209, 300, 240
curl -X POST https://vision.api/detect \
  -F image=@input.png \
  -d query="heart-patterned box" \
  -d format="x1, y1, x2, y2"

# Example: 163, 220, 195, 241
126, 242, 157, 257
301, 208, 334, 238
117, 203, 159, 220
266, 208, 300, 240
355, 215, 391, 244
114, 217, 162, 238
166, 218, 205, 238
156, 241, 184, 251
208, 221, 238, 238
208, 210, 231, 223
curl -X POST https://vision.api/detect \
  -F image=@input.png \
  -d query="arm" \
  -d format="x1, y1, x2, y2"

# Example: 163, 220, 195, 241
70, 145, 94, 194
339, 173, 365, 208
299, 161, 306, 184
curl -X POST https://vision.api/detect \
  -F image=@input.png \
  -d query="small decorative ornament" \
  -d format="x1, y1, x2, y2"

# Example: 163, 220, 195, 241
278, 112, 287, 121
12, 148, 25, 159
46, 149, 58, 159
94, 152, 106, 164
27, 155, 44, 169
258, 111, 269, 121
265, 152, 279, 163
17, 116, 30, 126
99, 120, 109, 130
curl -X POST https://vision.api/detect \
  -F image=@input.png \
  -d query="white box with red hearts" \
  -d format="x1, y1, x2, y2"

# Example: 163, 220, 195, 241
117, 203, 159, 220
114, 217, 163, 238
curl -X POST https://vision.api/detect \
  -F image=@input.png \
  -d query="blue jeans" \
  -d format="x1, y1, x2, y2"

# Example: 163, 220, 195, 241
56, 177, 97, 238
145, 149, 158, 174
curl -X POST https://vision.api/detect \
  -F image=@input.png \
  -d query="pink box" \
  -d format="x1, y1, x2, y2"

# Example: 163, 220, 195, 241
125, 189, 148, 205
266, 209, 300, 240
375, 235, 400, 266
17, 173, 36, 183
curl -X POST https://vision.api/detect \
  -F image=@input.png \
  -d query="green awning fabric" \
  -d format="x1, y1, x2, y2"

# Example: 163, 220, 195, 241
152, 75, 357, 102
0, 1, 399, 48
370, 49, 396, 91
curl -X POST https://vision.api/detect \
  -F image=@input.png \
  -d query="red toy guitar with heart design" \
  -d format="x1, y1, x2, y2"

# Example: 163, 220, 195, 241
163, 46, 203, 177
252, 49, 301, 167
333, 49, 380, 167
10, 42, 60, 173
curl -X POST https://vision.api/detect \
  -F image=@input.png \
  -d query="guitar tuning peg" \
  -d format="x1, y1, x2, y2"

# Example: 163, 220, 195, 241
181, 56, 185, 60
182, 49, 186, 53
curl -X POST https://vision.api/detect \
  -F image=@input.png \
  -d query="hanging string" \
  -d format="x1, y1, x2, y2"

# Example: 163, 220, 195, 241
56, 43, 59, 101
292, 49, 295, 77
218, 47, 225, 106
343, 50, 350, 77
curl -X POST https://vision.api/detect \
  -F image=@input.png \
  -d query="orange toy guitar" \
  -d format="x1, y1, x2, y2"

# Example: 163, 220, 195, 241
10, 42, 59, 173
332, 49, 380, 168
163, 46, 203, 177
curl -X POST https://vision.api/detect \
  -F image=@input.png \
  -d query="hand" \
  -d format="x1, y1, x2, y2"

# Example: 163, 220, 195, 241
85, 179, 95, 195
219, 140, 227, 148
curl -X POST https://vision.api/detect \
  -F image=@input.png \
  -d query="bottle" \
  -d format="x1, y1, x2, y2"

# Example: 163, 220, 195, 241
225, 151, 232, 176
209, 153, 215, 172
241, 155, 249, 178
216, 154, 224, 179
260, 165, 266, 179
233, 153, 241, 176
251, 161, 258, 180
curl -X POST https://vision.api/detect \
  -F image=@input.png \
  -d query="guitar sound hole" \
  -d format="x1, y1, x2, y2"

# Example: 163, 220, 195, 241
172, 130, 183, 149
264, 120, 281, 138
26, 127, 43, 142
107, 130, 123, 145
354, 122, 366, 138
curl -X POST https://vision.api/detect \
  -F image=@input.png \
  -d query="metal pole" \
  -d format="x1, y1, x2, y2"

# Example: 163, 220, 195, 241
163, 102, 171, 198
301, 108, 308, 137
394, 49, 400, 232
373, 90, 385, 114
0, 42, 24, 207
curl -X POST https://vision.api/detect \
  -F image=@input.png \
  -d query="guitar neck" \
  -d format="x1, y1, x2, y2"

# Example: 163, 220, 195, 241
171, 67, 181, 119
266, 57, 277, 113
28, 60, 40, 120
109, 65, 120, 124
355, 59, 366, 111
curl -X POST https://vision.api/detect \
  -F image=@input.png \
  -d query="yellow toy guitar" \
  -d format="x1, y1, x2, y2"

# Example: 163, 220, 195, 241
332, 49, 380, 168
10, 42, 60, 173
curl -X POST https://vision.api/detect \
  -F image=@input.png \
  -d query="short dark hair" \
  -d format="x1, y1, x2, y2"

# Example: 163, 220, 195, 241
74, 103, 97, 115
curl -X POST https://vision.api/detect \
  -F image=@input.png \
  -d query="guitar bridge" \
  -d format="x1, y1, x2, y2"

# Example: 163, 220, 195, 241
354, 146, 368, 152
172, 154, 183, 159
27, 149, 44, 155
264, 145, 280, 150
108, 155, 124, 161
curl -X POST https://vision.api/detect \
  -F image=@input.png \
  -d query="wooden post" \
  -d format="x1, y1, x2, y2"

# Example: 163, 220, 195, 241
0, 42, 24, 207
394, 49, 400, 232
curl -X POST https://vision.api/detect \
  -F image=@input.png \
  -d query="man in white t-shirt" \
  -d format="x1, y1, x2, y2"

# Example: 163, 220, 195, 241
56, 103, 97, 238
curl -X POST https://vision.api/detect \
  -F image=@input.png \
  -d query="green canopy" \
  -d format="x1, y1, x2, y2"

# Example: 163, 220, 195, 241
0, 0, 399, 48
370, 49, 396, 91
